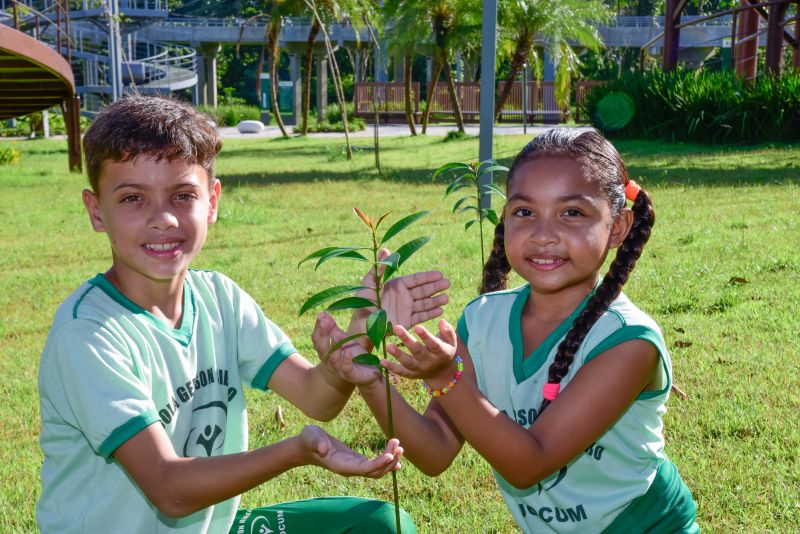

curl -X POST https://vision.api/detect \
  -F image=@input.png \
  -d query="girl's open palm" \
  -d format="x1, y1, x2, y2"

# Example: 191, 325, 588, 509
383, 320, 458, 380
300, 425, 403, 478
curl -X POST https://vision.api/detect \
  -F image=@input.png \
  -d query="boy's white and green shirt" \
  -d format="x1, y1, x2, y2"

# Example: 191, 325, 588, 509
457, 284, 696, 533
37, 270, 297, 534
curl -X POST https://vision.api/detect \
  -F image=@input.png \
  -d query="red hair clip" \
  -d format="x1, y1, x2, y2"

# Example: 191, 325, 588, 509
625, 180, 641, 202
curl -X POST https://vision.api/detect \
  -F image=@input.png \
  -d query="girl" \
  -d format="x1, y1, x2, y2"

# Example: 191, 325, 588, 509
323, 129, 698, 532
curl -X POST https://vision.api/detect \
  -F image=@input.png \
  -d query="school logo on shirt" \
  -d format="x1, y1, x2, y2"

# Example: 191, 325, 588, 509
155, 367, 239, 456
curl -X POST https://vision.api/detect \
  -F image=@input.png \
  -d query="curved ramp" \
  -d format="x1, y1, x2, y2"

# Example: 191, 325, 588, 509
0, 25, 82, 171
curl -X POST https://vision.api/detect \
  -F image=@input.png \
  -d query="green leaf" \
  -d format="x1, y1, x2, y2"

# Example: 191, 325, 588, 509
477, 164, 509, 176
299, 285, 370, 316
353, 353, 381, 367
298, 246, 368, 267
325, 297, 376, 312
383, 236, 433, 281
482, 183, 507, 199
457, 205, 480, 215
375, 212, 391, 230
484, 208, 500, 225
380, 210, 431, 245
444, 177, 475, 197
432, 161, 471, 179
377, 252, 401, 269
366, 309, 388, 348
325, 333, 367, 358
465, 219, 478, 231
315, 248, 370, 270
451, 196, 477, 214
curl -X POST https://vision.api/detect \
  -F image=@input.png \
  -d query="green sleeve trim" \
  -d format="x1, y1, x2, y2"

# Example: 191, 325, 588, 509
99, 410, 161, 459
602, 460, 698, 533
584, 325, 670, 399
457, 313, 469, 346
252, 341, 297, 391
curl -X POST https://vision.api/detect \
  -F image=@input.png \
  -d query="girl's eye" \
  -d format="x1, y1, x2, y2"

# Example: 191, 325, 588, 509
563, 208, 584, 217
512, 207, 534, 217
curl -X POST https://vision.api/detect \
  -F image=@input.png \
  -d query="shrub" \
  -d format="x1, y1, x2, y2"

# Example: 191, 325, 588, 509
323, 102, 356, 124
307, 117, 366, 133
0, 142, 21, 165
0, 110, 91, 137
198, 104, 261, 127
583, 69, 800, 143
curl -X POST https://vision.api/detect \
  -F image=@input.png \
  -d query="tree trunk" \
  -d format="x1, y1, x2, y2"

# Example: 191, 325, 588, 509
301, 17, 321, 135
442, 51, 465, 133
267, 20, 289, 138
403, 54, 417, 136
422, 58, 443, 134
494, 31, 533, 121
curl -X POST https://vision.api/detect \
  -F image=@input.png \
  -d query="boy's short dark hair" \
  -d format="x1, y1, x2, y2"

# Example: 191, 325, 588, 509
83, 94, 223, 192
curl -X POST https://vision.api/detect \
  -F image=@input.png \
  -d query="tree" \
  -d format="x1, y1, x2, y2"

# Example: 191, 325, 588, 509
494, 0, 610, 120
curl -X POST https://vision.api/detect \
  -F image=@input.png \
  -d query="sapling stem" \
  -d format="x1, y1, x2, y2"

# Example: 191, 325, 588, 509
371, 230, 401, 533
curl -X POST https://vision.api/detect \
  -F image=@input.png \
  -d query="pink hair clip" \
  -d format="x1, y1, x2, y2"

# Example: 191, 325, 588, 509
542, 382, 560, 401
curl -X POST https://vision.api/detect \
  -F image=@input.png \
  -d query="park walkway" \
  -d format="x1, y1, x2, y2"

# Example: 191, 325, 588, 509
218, 123, 592, 139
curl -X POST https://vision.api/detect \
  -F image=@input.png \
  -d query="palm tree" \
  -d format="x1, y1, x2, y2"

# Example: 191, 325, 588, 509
494, 0, 610, 121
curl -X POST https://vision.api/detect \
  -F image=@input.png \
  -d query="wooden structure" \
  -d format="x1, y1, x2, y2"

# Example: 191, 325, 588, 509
426, 81, 481, 122
496, 81, 560, 123
0, 25, 81, 171
660, 0, 798, 77
353, 82, 420, 123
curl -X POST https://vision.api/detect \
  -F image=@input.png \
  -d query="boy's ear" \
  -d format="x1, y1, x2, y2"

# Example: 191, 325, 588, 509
208, 179, 221, 224
82, 189, 106, 233
609, 207, 633, 249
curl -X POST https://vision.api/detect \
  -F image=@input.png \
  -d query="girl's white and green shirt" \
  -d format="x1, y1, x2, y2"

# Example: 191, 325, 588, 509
457, 284, 697, 533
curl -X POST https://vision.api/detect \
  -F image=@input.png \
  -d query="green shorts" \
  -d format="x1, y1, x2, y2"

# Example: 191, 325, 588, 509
231, 496, 417, 534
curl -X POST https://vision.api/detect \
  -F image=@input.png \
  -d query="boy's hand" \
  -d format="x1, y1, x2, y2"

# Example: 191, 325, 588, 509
313, 312, 383, 386
383, 319, 458, 381
300, 425, 403, 478
355, 248, 450, 329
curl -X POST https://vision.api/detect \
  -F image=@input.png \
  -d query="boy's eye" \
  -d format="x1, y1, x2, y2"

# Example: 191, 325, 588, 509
175, 192, 197, 201
120, 194, 142, 203
563, 208, 584, 217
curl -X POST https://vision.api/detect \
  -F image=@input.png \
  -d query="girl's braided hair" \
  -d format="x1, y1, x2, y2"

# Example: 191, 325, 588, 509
480, 129, 655, 414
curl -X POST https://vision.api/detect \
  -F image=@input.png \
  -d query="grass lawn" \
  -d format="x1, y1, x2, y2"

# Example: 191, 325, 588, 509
0, 133, 798, 532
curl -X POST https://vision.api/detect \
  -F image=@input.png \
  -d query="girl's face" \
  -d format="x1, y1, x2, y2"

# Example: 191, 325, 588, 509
503, 156, 631, 298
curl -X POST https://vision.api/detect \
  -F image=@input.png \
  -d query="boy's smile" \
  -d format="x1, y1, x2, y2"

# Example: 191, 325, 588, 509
83, 156, 220, 314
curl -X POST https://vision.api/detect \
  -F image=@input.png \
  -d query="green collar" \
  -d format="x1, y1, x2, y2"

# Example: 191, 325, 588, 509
89, 273, 195, 347
510, 284, 595, 384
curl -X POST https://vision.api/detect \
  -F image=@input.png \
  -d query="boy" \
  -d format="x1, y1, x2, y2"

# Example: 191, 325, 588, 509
37, 95, 448, 533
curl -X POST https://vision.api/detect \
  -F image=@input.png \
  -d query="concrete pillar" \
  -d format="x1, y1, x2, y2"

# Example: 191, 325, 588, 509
455, 50, 462, 81
794, 7, 800, 71
288, 53, 301, 125
199, 42, 222, 107
393, 54, 404, 82
374, 43, 389, 82
194, 51, 206, 106
316, 55, 328, 121
426, 57, 433, 82
543, 50, 555, 81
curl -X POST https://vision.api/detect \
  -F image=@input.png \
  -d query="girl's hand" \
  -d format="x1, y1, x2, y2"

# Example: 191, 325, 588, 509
313, 312, 382, 386
355, 248, 450, 330
383, 319, 458, 381
300, 425, 403, 478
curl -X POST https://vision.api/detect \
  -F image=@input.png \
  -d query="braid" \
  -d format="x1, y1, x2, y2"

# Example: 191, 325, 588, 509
539, 189, 656, 413
480, 222, 511, 294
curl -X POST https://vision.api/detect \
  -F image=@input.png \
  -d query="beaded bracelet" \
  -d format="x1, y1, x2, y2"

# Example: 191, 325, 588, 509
421, 356, 464, 397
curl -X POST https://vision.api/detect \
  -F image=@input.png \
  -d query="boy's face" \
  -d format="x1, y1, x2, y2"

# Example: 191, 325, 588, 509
83, 156, 220, 293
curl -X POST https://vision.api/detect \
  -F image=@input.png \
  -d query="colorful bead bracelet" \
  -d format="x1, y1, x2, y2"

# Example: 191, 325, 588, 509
422, 356, 464, 397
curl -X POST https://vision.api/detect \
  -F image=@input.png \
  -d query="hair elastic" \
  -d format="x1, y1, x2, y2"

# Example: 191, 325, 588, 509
422, 356, 464, 397
542, 382, 560, 401
625, 180, 641, 202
